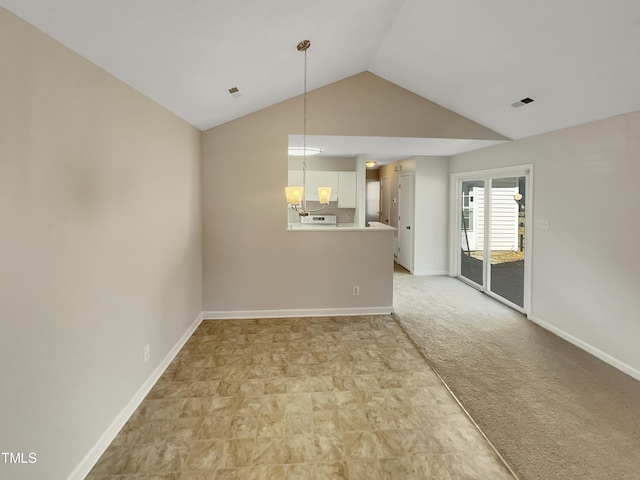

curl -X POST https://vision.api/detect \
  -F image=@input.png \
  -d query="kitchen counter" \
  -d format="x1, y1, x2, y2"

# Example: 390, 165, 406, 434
287, 222, 396, 231
367, 222, 396, 230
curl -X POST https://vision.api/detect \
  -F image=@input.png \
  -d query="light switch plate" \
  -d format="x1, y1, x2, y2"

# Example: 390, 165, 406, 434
536, 219, 549, 230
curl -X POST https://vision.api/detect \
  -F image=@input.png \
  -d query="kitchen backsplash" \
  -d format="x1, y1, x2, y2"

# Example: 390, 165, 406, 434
287, 202, 355, 224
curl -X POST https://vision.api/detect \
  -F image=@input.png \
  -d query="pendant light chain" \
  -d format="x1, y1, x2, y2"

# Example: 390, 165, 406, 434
302, 45, 308, 173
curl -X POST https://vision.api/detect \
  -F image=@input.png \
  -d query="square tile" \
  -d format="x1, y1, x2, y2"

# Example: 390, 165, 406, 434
379, 456, 416, 479
313, 410, 341, 434
264, 378, 288, 395
315, 461, 348, 479
338, 409, 370, 432
285, 413, 313, 435
184, 439, 227, 470
284, 463, 315, 480
342, 432, 379, 460
225, 438, 256, 468
411, 455, 452, 480
199, 416, 232, 440
314, 433, 345, 462
283, 435, 316, 464
286, 393, 312, 413
309, 376, 335, 392
347, 460, 384, 480
230, 415, 259, 438
257, 413, 286, 437
252, 437, 285, 466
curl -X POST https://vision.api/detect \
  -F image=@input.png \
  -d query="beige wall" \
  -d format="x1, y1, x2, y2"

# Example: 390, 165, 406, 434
0, 9, 202, 480
201, 72, 504, 313
450, 111, 640, 378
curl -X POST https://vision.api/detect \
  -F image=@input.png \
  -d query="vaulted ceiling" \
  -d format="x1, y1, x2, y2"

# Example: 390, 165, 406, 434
2, 0, 640, 140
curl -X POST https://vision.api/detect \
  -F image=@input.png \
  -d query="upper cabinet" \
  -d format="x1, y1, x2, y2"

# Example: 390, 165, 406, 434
338, 171, 357, 208
288, 168, 357, 207
289, 170, 340, 202
288, 170, 303, 191
305, 171, 339, 202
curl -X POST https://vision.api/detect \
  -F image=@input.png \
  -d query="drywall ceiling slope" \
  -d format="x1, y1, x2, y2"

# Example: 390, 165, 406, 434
287, 71, 509, 163
0, 0, 405, 130
370, 0, 640, 139
3, 0, 640, 139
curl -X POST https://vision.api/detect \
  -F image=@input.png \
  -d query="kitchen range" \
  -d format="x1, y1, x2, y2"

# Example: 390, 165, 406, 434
289, 214, 362, 229
301, 215, 336, 227
288, 214, 392, 230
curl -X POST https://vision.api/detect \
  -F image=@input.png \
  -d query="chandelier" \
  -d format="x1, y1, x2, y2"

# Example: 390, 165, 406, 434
285, 40, 331, 216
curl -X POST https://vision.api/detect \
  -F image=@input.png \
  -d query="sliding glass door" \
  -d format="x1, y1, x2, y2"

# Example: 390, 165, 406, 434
488, 176, 526, 307
454, 169, 530, 313
460, 180, 484, 287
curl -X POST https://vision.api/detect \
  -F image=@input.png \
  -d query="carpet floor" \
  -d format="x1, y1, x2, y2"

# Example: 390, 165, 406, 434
392, 266, 640, 480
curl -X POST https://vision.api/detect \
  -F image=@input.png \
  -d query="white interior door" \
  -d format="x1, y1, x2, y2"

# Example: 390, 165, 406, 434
398, 173, 414, 272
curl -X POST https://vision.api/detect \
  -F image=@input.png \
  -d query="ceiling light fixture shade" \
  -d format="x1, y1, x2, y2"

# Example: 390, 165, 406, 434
285, 186, 303, 205
285, 40, 331, 216
365, 161, 377, 168
288, 146, 322, 156
317, 187, 331, 205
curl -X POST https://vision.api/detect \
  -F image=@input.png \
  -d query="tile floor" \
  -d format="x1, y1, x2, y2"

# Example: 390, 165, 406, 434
87, 316, 515, 479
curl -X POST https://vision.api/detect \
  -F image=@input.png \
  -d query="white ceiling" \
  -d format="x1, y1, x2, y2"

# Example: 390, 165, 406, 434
289, 135, 507, 163
3, 0, 640, 143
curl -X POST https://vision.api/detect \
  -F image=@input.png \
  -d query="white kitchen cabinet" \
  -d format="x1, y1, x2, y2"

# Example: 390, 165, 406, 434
289, 170, 356, 204
288, 170, 303, 187
338, 171, 357, 208
305, 171, 339, 202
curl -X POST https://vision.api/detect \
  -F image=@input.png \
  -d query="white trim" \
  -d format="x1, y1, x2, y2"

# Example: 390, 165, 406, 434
203, 306, 394, 320
450, 164, 533, 180
529, 315, 640, 382
523, 168, 533, 313
67, 313, 204, 480
449, 174, 461, 277
484, 178, 492, 290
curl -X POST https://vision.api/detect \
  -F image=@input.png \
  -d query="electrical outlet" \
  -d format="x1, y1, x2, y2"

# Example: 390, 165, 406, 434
353, 286, 360, 296
143, 344, 150, 363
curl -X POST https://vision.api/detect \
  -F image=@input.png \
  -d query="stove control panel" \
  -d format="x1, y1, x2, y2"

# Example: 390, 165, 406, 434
300, 215, 337, 225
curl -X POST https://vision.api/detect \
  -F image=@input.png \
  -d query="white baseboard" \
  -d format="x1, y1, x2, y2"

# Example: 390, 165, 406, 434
411, 270, 449, 276
529, 314, 640, 382
203, 306, 394, 320
67, 313, 203, 480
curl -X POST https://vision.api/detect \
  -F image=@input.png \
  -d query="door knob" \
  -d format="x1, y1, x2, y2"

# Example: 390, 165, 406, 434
406, 226, 411, 229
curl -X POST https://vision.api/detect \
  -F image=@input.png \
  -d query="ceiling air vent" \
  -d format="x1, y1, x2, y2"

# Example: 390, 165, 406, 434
511, 97, 534, 108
